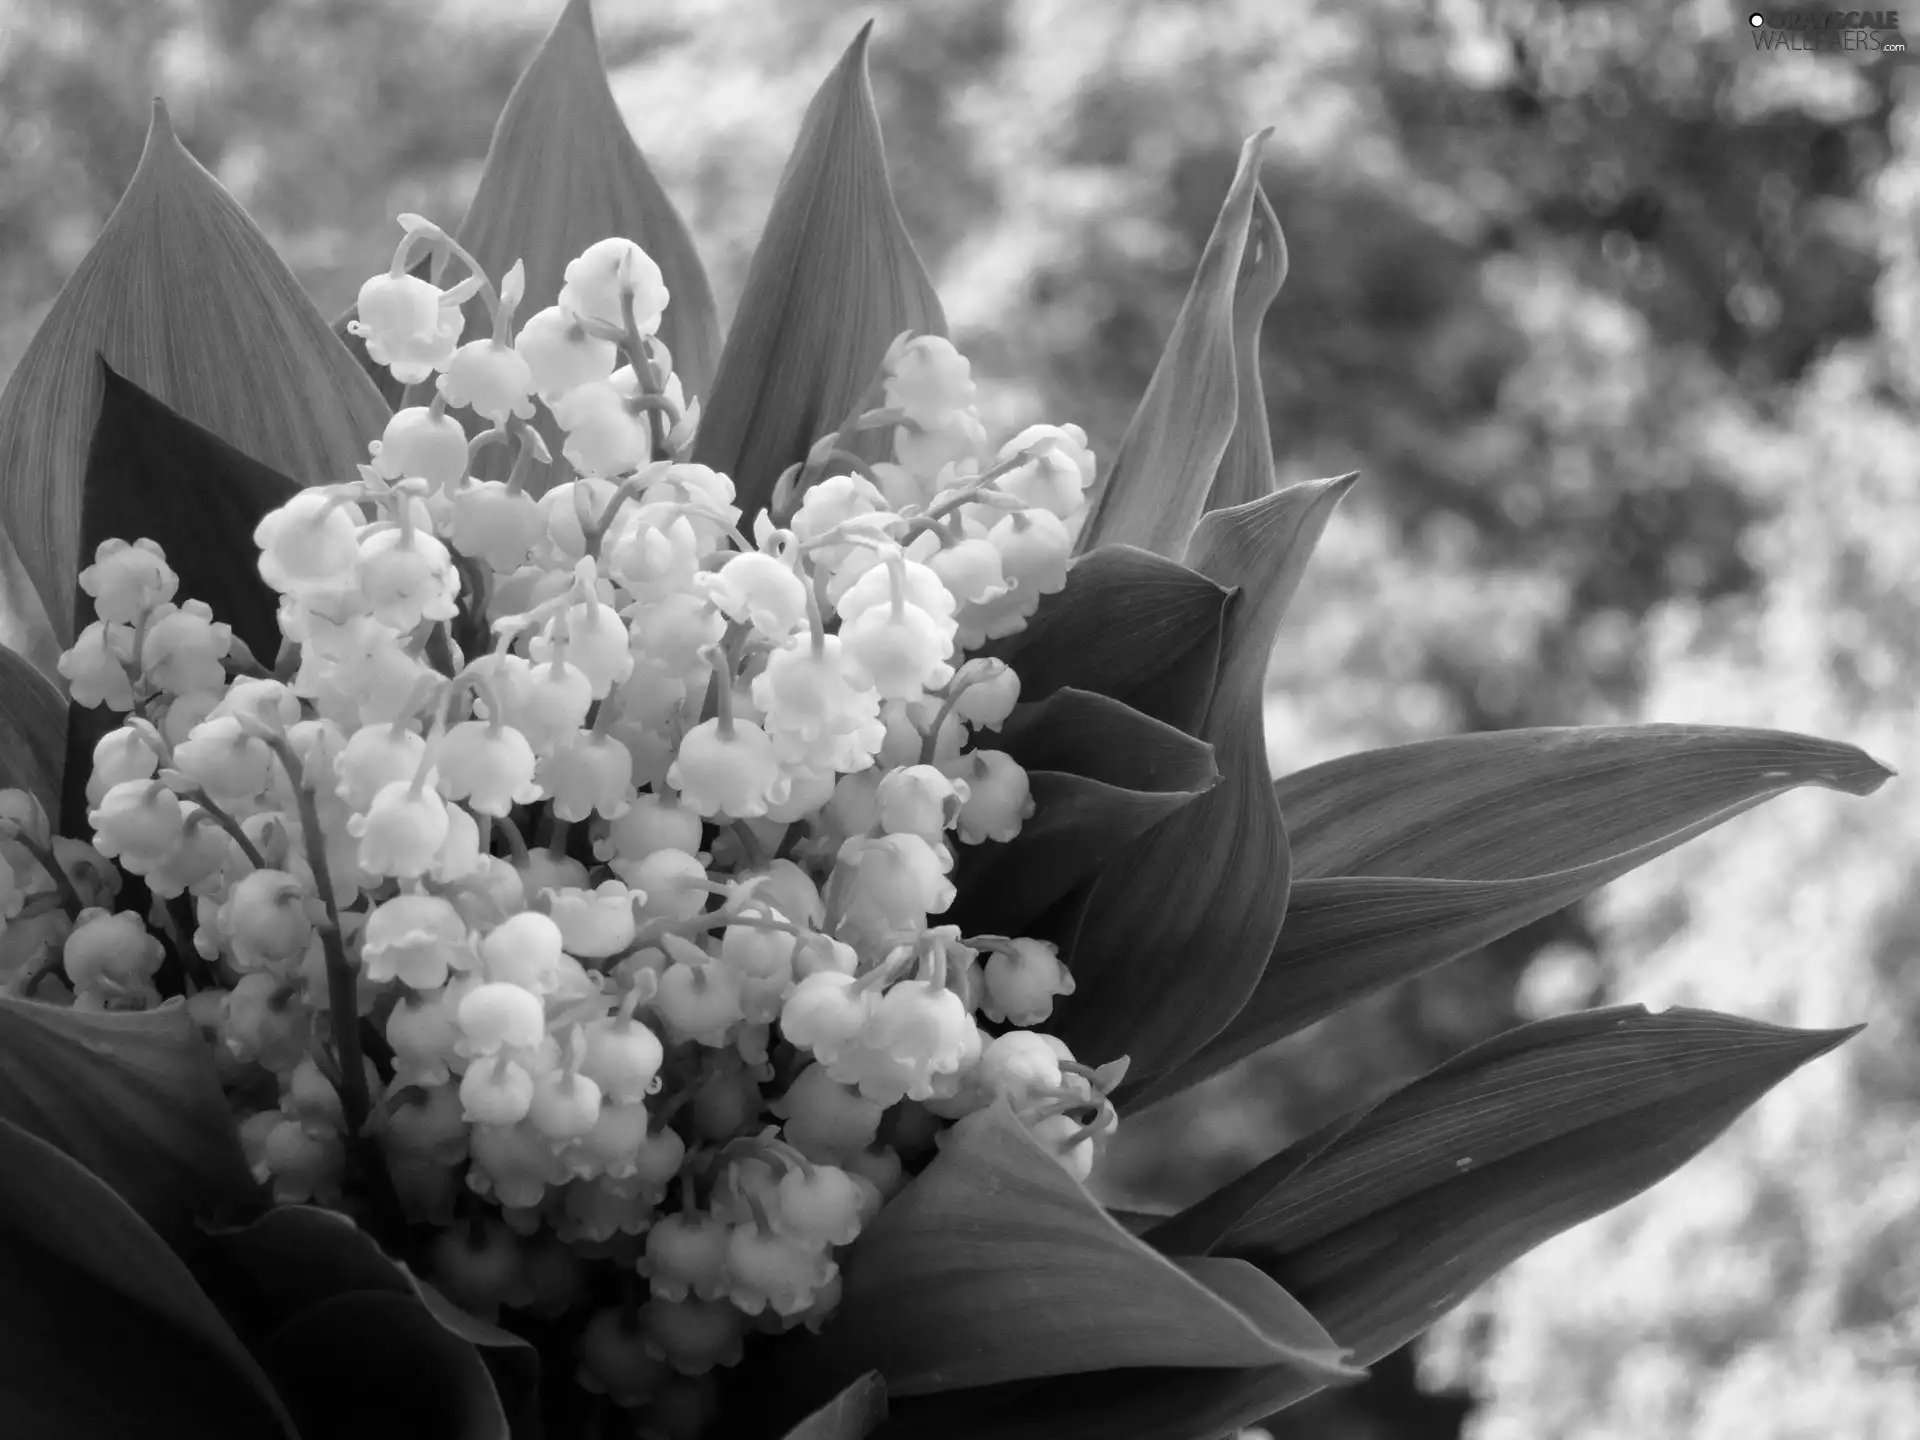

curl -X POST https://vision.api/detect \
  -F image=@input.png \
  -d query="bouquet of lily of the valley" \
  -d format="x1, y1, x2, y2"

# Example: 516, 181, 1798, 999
0, 5, 1891, 1439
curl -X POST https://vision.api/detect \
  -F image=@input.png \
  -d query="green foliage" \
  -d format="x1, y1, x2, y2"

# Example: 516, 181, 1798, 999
0, 1, 1904, 1435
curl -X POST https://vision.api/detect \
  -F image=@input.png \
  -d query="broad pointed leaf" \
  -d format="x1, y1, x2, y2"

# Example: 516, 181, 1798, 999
693, 25, 945, 518
1204, 183, 1287, 513
1060, 477, 1355, 1086
0, 643, 65, 814
877, 1364, 1326, 1440
1190, 1006, 1858, 1364
264, 1291, 510, 1440
0, 540, 61, 682
214, 1204, 540, 1434
829, 1101, 1357, 1396
975, 546, 1232, 735
426, 0, 722, 492
0, 1119, 298, 1439
1132, 723, 1888, 1108
0, 994, 262, 1249
1077, 131, 1270, 558
995, 688, 1219, 794
1277, 723, 1893, 882
902, 1009, 1863, 1440
783, 1372, 888, 1440
60, 366, 302, 835
0, 99, 387, 646
947, 689, 1218, 937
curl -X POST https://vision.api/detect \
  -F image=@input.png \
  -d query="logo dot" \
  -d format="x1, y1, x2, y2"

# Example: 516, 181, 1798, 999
1749, 11, 1765, 24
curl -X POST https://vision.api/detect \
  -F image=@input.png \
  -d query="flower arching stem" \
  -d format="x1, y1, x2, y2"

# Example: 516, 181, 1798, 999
178, 790, 269, 871
494, 810, 531, 866
0, 822, 85, 919
257, 733, 371, 1137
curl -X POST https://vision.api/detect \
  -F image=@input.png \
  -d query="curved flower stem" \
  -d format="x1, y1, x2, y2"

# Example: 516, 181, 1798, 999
257, 735, 370, 1137
178, 789, 269, 871
728, 820, 767, 871
0, 823, 84, 918
494, 811, 531, 866
821, 449, 885, 487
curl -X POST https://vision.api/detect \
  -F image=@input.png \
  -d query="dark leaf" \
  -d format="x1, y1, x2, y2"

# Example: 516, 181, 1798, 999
878, 1364, 1325, 1440
828, 1102, 1356, 1396
215, 1205, 539, 1432
693, 25, 945, 518
948, 689, 1217, 938
1204, 182, 1287, 514
1201, 1006, 1860, 1363
995, 688, 1219, 795
974, 545, 1232, 735
264, 1290, 509, 1440
0, 1118, 297, 1439
0, 99, 386, 648
60, 364, 301, 834
782, 1372, 888, 1440
1061, 477, 1354, 1088
1077, 132, 1271, 558
0, 994, 263, 1249
1278, 723, 1895, 882
947, 773, 1213, 940
0, 642, 66, 814
1132, 723, 1892, 1109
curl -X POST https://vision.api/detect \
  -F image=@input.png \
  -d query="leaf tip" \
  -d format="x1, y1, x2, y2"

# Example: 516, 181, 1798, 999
1804, 1020, 1868, 1058
558, 0, 596, 39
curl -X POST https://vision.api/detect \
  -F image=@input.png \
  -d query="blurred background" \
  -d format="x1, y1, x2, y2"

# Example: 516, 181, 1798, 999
1, 0, 1916, 1434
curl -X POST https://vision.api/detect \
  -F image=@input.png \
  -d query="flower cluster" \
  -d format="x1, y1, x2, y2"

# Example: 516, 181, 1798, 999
5, 221, 1120, 1425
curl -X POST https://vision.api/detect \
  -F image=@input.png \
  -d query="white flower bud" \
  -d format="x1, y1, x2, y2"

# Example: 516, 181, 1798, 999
351, 271, 464, 383
642, 1211, 731, 1302
668, 718, 784, 820
79, 538, 177, 624
883, 335, 975, 430
559, 238, 669, 335
58, 621, 137, 711
140, 601, 232, 696
219, 869, 313, 971
981, 938, 1075, 1026
370, 406, 470, 491
515, 305, 618, 403
437, 339, 536, 424
363, 894, 470, 989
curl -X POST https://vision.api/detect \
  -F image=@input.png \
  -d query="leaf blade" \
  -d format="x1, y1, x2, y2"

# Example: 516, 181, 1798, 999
1077, 131, 1271, 558
0, 1118, 297, 1439
973, 545, 1232, 735
693, 24, 945, 518
948, 687, 1218, 937
1061, 477, 1354, 1087
1277, 723, 1894, 882
1189, 1007, 1858, 1364
263, 1290, 511, 1440
0, 994, 263, 1249
0, 642, 66, 815
1204, 182, 1287, 514
0, 100, 387, 647
783, 1372, 888, 1440
60, 365, 302, 834
829, 1102, 1356, 1396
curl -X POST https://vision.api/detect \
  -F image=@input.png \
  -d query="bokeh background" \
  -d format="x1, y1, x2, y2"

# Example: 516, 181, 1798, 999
1, 0, 1916, 1434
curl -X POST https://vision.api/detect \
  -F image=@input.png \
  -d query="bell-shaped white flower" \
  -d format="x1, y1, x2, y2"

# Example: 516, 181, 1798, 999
351, 270, 464, 383
79, 538, 177, 624
369, 406, 470, 491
